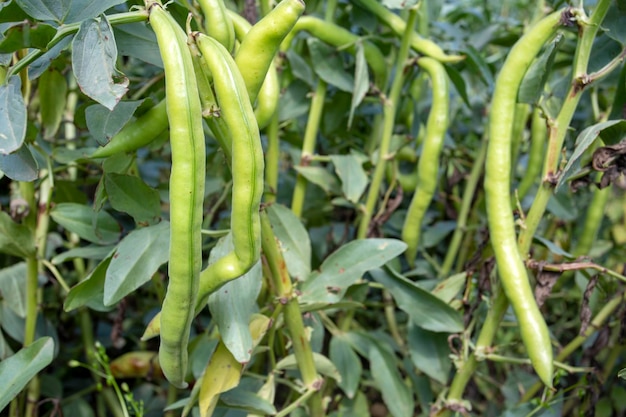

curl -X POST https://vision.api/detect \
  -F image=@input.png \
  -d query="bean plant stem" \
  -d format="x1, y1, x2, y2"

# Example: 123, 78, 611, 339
290, 0, 337, 218
260, 211, 324, 416
440, 138, 488, 278
265, 113, 280, 203
357, 8, 418, 239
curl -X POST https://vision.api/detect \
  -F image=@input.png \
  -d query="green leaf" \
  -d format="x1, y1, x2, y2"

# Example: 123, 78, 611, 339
533, 236, 574, 259
50, 203, 120, 245
28, 37, 73, 79
0, 337, 54, 413
609, 61, 626, 121
0, 331, 14, 360
267, 204, 311, 281
287, 49, 315, 87
104, 173, 161, 225
39, 68, 68, 140
219, 386, 277, 415
330, 154, 368, 204
557, 120, 626, 191
0, 75, 26, 154
293, 166, 342, 195
463, 45, 493, 88
369, 345, 414, 417
0, 1, 30, 23
300, 239, 407, 305
208, 233, 262, 363
308, 38, 354, 92
618, 368, 626, 380
518, 34, 562, 104
15, 0, 126, 24
86, 101, 142, 146
429, 272, 467, 303
407, 322, 451, 384
103, 221, 170, 306
72, 17, 128, 110
0, 22, 56, 53
603, 1, 626, 46
444, 64, 470, 108
0, 211, 35, 258
330, 335, 362, 398
113, 22, 162, 67
348, 42, 369, 128
369, 267, 463, 333
0, 144, 38, 181
51, 245, 115, 265
276, 352, 342, 382
64, 256, 113, 312
0, 263, 27, 318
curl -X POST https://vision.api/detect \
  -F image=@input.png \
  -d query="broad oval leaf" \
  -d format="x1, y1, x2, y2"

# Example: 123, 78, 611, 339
50, 203, 121, 245
0, 263, 27, 318
293, 166, 341, 195
208, 233, 262, 364
308, 38, 354, 92
276, 352, 341, 383
64, 256, 113, 312
369, 345, 414, 417
267, 203, 311, 281
330, 154, 368, 204
0, 76, 26, 155
39, 68, 68, 140
0, 337, 54, 413
104, 173, 162, 225
103, 221, 170, 306
369, 267, 463, 333
407, 322, 452, 384
330, 335, 362, 398
348, 42, 369, 128
72, 17, 128, 110
0, 144, 38, 181
300, 238, 407, 305
0, 211, 35, 258
86, 101, 142, 146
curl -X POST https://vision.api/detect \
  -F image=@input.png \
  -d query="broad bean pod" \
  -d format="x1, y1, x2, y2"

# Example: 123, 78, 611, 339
401, 57, 449, 265
485, 10, 565, 388
352, 0, 464, 63
279, 15, 388, 88
197, 0, 235, 52
233, 0, 305, 103
90, 99, 168, 158
147, 0, 206, 389
192, 32, 264, 311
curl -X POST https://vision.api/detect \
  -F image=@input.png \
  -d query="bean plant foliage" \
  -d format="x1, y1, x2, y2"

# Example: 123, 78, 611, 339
1, 0, 626, 415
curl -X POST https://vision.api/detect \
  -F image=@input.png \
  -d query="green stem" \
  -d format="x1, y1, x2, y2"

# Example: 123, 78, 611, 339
260, 211, 323, 416
440, 138, 488, 278
264, 113, 280, 203
516, 107, 547, 200
357, 8, 418, 239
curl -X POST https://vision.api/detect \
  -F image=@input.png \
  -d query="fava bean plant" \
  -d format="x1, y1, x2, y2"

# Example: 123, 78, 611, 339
1, 0, 626, 416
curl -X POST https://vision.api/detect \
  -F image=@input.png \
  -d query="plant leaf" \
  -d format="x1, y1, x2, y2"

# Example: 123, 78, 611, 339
0, 337, 54, 413
330, 154, 368, 204
85, 101, 142, 146
0, 75, 26, 155
208, 233, 262, 364
0, 211, 35, 258
50, 203, 120, 245
104, 173, 161, 225
293, 165, 342, 195
330, 335, 362, 398
369, 267, 463, 333
39, 68, 68, 140
348, 42, 369, 128
0, 263, 27, 318
72, 17, 128, 110
369, 345, 414, 417
0, 144, 38, 181
64, 256, 113, 312
518, 34, 562, 104
308, 37, 354, 92
300, 239, 407, 304
266, 203, 311, 281
103, 221, 170, 306
407, 322, 452, 384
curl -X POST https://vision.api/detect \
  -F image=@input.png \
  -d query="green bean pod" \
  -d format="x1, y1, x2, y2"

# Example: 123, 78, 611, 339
90, 99, 168, 158
197, 0, 236, 52
234, 0, 305, 103
279, 15, 388, 88
147, 1, 206, 389
516, 107, 547, 200
485, 11, 564, 388
401, 57, 449, 265
352, 0, 464, 63
254, 63, 280, 129
192, 32, 264, 308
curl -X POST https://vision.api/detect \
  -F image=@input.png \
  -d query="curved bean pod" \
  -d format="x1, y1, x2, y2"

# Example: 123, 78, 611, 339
147, 1, 206, 389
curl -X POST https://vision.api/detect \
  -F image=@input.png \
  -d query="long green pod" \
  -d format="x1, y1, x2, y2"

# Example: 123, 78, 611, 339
516, 107, 547, 200
234, 0, 305, 102
192, 32, 264, 308
147, 1, 206, 389
485, 11, 565, 388
280, 16, 388, 87
197, 0, 235, 52
401, 57, 449, 265
352, 0, 463, 63
90, 99, 168, 158
254, 63, 280, 129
